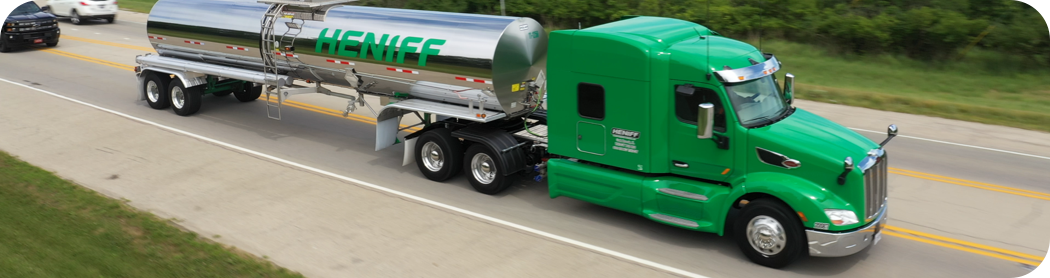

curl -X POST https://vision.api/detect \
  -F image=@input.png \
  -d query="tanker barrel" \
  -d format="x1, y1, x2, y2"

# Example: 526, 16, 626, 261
146, 0, 548, 115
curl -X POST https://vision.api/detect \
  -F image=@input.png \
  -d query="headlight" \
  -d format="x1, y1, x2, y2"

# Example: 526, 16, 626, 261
824, 209, 859, 226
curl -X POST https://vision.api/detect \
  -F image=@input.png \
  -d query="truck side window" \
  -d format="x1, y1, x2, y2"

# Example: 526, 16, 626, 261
578, 83, 605, 120
675, 85, 726, 132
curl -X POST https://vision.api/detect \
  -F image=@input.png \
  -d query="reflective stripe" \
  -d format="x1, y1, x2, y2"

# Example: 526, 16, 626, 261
455, 76, 492, 84
386, 67, 419, 74
325, 59, 355, 65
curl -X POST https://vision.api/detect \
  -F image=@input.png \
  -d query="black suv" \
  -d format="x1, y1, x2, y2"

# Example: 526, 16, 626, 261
2, 1, 61, 52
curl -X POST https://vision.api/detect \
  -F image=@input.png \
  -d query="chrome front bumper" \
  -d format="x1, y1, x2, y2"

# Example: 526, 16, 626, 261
806, 204, 888, 257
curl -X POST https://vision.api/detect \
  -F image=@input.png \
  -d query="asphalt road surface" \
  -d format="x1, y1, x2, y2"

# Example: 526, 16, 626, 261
0, 9, 1047, 278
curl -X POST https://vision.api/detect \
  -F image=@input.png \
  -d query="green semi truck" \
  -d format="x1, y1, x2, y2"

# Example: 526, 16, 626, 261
137, 0, 894, 268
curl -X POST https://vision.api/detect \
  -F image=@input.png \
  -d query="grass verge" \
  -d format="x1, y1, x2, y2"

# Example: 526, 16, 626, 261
117, 0, 156, 14
0, 150, 302, 278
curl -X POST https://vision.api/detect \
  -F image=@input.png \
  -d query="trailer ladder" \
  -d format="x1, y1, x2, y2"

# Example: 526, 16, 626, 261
258, 0, 356, 120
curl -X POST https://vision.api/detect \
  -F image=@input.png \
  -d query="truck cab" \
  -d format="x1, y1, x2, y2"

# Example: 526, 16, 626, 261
545, 16, 893, 268
2, 1, 60, 53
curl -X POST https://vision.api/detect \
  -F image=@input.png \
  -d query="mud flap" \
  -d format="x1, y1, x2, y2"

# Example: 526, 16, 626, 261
402, 138, 417, 167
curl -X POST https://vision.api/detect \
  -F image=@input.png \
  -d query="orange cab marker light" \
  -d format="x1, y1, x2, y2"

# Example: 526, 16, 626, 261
721, 168, 730, 175
797, 212, 807, 222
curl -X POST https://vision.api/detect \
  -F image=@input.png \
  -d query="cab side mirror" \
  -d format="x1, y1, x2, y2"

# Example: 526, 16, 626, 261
783, 73, 795, 105
41, 6, 50, 12
697, 103, 714, 139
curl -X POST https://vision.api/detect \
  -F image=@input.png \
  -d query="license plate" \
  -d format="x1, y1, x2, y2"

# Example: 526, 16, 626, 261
99, 4, 106, 8
34, 38, 43, 43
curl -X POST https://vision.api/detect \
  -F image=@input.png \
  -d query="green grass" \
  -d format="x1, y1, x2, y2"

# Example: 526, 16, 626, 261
0, 150, 303, 278
758, 39, 1050, 132
118, 0, 156, 14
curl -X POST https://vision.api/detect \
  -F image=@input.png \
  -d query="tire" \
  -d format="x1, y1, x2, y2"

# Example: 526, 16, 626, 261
0, 38, 9, 53
143, 72, 171, 109
46, 40, 58, 47
414, 128, 463, 182
234, 82, 262, 102
733, 198, 807, 269
70, 10, 82, 25
463, 144, 513, 195
168, 79, 203, 116
105, 16, 115, 23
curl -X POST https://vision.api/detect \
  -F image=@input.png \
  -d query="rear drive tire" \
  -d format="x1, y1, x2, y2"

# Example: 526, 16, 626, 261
234, 82, 262, 102
168, 79, 202, 116
733, 198, 807, 268
414, 128, 463, 182
70, 10, 82, 25
143, 72, 171, 109
464, 144, 513, 195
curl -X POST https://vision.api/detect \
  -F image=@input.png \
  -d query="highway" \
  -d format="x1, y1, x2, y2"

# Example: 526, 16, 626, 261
0, 9, 1047, 277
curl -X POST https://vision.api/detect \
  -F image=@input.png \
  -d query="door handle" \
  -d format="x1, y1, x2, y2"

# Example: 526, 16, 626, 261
673, 160, 689, 168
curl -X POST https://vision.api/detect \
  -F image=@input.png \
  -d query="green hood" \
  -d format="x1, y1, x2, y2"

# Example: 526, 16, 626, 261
746, 108, 880, 227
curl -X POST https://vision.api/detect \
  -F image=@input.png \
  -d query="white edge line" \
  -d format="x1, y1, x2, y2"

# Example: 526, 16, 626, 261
849, 128, 1050, 160
0, 77, 710, 278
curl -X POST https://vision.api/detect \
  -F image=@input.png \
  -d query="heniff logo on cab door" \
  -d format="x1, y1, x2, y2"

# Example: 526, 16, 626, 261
315, 28, 446, 67
612, 128, 640, 139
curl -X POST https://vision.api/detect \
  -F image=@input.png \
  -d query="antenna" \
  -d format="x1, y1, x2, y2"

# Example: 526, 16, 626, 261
758, 1, 763, 53
705, 0, 711, 80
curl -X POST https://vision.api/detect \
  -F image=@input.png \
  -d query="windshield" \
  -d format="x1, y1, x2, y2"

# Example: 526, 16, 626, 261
725, 75, 787, 126
12, 2, 42, 15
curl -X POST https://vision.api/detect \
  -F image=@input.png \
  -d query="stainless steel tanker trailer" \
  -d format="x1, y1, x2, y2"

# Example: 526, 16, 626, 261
137, 0, 549, 193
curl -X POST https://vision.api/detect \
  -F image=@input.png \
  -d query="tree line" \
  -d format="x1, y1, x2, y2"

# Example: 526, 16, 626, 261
360, 0, 1049, 64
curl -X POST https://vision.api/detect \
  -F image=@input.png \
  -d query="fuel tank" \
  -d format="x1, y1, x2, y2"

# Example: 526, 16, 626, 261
145, 0, 548, 115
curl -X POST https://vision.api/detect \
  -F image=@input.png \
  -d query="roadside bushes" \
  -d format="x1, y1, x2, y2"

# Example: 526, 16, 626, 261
360, 0, 1049, 66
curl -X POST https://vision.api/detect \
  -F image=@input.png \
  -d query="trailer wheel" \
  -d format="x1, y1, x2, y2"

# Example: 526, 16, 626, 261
169, 79, 203, 116
414, 129, 463, 182
144, 72, 171, 109
234, 83, 262, 102
733, 198, 806, 268
464, 144, 512, 195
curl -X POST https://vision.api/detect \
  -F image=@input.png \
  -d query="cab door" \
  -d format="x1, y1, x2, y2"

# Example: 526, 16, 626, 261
667, 82, 735, 181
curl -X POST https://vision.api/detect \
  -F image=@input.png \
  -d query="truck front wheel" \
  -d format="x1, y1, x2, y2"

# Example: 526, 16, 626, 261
414, 129, 463, 182
168, 79, 203, 116
464, 144, 512, 195
144, 73, 171, 109
733, 198, 807, 268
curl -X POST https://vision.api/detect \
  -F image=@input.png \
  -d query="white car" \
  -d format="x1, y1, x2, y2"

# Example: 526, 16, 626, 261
45, 0, 117, 25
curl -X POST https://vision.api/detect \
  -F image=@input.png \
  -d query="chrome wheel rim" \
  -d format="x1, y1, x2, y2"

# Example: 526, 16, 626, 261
71, 12, 80, 24
470, 152, 496, 184
171, 86, 185, 109
146, 80, 161, 102
746, 215, 787, 256
420, 141, 444, 172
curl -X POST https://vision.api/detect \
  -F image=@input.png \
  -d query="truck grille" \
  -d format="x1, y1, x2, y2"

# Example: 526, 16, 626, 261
864, 156, 888, 219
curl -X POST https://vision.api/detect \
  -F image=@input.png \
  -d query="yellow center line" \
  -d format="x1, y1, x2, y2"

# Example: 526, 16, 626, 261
890, 167, 1050, 198
885, 225, 1045, 261
60, 35, 157, 53
882, 230, 1042, 266
36, 48, 421, 133
889, 170, 1050, 201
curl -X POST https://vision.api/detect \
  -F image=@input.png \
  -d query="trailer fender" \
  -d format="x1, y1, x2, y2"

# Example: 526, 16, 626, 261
138, 67, 208, 102
452, 126, 528, 176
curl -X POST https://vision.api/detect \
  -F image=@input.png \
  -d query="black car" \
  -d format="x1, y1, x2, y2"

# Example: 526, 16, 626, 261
2, 1, 61, 53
